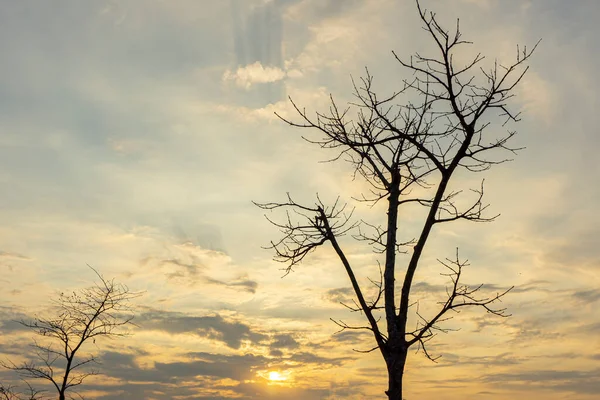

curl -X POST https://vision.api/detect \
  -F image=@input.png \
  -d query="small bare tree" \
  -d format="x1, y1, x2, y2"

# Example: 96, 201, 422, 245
256, 2, 537, 399
2, 267, 139, 400
0, 382, 42, 400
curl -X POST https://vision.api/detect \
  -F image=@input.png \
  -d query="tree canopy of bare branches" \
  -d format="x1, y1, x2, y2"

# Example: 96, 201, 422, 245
1, 267, 139, 400
255, 2, 538, 399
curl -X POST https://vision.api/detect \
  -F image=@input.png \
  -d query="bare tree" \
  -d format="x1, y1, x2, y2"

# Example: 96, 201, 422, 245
0, 382, 43, 400
2, 267, 139, 400
255, 2, 538, 399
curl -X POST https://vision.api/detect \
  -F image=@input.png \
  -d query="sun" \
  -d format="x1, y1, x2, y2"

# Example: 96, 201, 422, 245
268, 371, 285, 381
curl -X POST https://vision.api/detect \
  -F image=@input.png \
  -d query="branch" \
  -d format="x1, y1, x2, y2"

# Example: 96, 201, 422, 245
406, 249, 513, 359
254, 193, 355, 274
255, 194, 388, 354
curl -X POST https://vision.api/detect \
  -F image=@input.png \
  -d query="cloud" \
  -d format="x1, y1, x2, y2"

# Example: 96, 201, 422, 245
155, 353, 265, 381
518, 70, 558, 123
483, 368, 600, 395
203, 275, 259, 294
0, 251, 31, 261
160, 257, 205, 277
223, 62, 287, 89
323, 287, 353, 303
269, 333, 300, 350
439, 352, 524, 367
579, 321, 600, 335
0, 307, 30, 335
146, 246, 258, 293
284, 351, 352, 367
411, 281, 447, 294
330, 330, 371, 344
572, 288, 600, 303
96, 350, 268, 384
136, 309, 267, 349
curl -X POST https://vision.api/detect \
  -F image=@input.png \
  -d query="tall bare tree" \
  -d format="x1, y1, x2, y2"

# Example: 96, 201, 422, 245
255, 2, 538, 399
2, 267, 139, 400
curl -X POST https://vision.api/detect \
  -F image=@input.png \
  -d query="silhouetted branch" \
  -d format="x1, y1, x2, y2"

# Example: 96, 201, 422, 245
255, 193, 388, 354
406, 249, 513, 360
254, 193, 357, 275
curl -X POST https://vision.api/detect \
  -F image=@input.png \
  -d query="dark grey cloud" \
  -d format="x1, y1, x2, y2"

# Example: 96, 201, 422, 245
0, 251, 31, 261
235, 297, 343, 320
435, 352, 524, 368
578, 321, 600, 335
483, 368, 600, 395
136, 309, 267, 349
203, 275, 259, 294
572, 288, 600, 303
99, 350, 269, 383
160, 257, 204, 277
146, 254, 258, 293
285, 351, 352, 366
411, 281, 446, 294
269, 349, 283, 357
357, 367, 383, 377
269, 333, 299, 350
156, 353, 263, 381
412, 280, 516, 297
0, 307, 31, 334
469, 314, 508, 333
330, 330, 372, 344
505, 317, 565, 345
323, 287, 353, 303
301, 329, 378, 355
511, 280, 552, 293
230, 278, 259, 293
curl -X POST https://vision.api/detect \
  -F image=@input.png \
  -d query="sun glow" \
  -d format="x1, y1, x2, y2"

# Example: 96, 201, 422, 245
268, 371, 285, 381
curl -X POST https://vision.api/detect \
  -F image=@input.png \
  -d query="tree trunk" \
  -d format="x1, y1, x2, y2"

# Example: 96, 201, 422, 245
385, 348, 408, 400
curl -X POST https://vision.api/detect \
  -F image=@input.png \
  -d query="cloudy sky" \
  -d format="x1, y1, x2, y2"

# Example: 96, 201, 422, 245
0, 0, 599, 398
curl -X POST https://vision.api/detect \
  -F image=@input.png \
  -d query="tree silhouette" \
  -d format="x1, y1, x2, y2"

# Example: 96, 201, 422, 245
0, 382, 42, 400
255, 1, 538, 398
2, 267, 139, 400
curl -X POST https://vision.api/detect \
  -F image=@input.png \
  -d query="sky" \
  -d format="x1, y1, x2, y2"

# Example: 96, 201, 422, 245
0, 0, 599, 399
